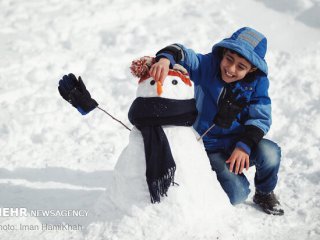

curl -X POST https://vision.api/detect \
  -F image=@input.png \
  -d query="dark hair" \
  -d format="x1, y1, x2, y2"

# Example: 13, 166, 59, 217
224, 48, 247, 61
219, 47, 260, 82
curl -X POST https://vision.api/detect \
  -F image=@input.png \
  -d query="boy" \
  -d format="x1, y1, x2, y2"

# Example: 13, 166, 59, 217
149, 27, 284, 215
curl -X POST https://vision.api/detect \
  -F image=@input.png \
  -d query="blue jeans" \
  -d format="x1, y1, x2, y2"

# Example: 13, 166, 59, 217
207, 139, 281, 205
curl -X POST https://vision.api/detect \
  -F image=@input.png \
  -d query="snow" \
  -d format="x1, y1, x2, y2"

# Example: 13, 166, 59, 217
0, 0, 320, 239
256, 0, 320, 28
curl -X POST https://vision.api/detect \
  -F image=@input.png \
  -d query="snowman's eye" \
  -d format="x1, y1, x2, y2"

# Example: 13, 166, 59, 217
172, 79, 178, 85
150, 80, 155, 85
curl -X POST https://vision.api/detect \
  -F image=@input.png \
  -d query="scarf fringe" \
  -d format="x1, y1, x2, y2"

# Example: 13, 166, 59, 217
148, 167, 176, 204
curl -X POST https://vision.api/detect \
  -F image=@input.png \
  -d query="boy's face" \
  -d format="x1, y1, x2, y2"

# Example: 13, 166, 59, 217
220, 50, 256, 83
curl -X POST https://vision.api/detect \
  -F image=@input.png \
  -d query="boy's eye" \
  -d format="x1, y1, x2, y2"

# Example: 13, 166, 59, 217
172, 79, 178, 85
150, 80, 155, 85
238, 65, 247, 70
226, 56, 233, 62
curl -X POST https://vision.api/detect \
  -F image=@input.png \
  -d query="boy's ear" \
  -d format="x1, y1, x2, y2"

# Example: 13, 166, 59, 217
249, 67, 257, 73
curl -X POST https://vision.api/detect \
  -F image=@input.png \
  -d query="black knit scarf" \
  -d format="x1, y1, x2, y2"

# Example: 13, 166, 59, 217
128, 97, 198, 203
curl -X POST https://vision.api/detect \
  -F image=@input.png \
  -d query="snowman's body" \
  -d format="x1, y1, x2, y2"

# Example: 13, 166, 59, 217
92, 72, 235, 239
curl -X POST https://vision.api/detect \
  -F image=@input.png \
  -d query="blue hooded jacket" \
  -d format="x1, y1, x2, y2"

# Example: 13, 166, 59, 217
157, 27, 272, 154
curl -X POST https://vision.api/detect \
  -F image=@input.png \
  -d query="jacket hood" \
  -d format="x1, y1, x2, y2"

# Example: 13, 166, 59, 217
212, 27, 268, 75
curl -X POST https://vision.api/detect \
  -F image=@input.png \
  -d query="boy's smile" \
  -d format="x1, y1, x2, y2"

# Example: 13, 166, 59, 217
220, 50, 255, 83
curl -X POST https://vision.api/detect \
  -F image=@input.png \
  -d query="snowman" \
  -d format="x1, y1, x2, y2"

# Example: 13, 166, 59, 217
91, 57, 235, 239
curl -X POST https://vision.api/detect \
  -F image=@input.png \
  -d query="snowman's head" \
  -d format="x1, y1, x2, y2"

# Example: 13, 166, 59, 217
131, 57, 194, 100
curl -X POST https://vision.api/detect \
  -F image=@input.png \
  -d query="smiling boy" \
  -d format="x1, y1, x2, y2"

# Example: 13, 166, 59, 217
150, 27, 284, 215
220, 49, 257, 83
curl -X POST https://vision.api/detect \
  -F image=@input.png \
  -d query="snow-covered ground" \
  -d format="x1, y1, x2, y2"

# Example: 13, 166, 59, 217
0, 0, 320, 239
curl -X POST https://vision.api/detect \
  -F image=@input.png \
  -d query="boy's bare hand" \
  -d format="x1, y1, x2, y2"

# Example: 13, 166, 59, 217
226, 147, 250, 174
149, 58, 170, 84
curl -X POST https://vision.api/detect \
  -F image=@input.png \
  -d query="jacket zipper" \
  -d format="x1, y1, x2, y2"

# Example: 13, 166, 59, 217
217, 86, 226, 106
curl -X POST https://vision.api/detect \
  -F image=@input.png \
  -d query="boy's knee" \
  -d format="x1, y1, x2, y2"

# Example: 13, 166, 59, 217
256, 139, 281, 168
207, 153, 227, 172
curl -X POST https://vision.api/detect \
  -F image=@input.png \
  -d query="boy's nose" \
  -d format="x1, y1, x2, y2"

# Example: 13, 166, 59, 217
227, 64, 236, 74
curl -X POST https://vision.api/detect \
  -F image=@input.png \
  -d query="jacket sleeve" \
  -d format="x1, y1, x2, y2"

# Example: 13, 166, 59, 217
156, 43, 203, 84
236, 75, 272, 154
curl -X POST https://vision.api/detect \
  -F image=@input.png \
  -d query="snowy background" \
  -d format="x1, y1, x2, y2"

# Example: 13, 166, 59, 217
0, 0, 320, 239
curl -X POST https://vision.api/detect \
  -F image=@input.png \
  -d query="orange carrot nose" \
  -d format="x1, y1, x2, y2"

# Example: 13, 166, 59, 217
156, 81, 163, 96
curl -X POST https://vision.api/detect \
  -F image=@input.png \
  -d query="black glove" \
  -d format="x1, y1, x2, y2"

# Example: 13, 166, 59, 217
213, 87, 247, 129
58, 73, 98, 115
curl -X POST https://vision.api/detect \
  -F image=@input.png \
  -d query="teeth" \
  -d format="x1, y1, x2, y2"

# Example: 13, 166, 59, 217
226, 71, 233, 77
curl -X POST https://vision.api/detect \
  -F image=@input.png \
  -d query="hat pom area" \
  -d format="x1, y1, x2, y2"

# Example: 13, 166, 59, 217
130, 56, 156, 80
